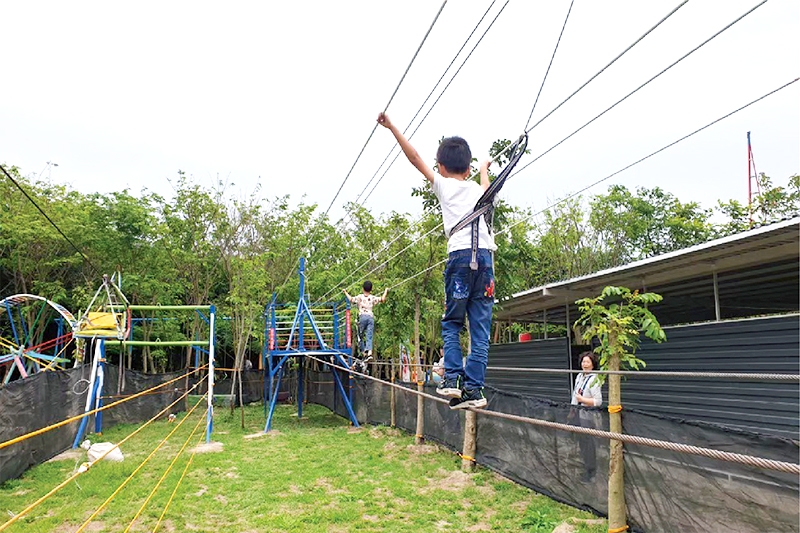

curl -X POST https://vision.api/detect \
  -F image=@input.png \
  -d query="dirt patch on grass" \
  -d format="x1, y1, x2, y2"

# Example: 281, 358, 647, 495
47, 449, 84, 462
363, 514, 379, 522
245, 430, 281, 439
315, 477, 347, 494
422, 468, 474, 493
194, 485, 208, 496
225, 470, 239, 479
289, 484, 303, 495
214, 494, 228, 504
369, 426, 402, 439
466, 523, 491, 532
347, 426, 364, 434
191, 441, 223, 453
552, 518, 606, 533
407, 443, 438, 455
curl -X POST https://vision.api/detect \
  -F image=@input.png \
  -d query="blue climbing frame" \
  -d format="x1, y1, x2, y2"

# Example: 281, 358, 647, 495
263, 257, 358, 431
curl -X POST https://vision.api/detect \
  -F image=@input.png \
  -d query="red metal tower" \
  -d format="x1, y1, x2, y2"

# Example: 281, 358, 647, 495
747, 131, 762, 227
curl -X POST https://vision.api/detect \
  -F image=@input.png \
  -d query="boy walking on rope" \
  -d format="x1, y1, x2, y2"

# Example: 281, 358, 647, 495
377, 113, 494, 410
344, 281, 388, 358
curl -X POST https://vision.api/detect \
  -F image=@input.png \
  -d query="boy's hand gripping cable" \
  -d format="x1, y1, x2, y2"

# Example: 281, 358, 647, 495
447, 134, 528, 269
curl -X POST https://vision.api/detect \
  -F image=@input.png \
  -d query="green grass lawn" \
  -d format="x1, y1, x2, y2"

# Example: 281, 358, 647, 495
0, 401, 606, 532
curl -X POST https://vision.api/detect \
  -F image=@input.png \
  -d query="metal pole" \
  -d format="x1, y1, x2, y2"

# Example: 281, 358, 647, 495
713, 270, 721, 321
206, 305, 216, 443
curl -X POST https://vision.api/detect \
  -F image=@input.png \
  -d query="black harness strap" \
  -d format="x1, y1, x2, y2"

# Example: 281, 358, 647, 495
448, 134, 528, 269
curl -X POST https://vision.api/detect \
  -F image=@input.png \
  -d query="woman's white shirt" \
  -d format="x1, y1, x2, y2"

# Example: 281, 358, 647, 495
571, 373, 602, 407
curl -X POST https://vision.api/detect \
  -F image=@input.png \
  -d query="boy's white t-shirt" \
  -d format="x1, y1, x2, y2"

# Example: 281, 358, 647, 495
431, 175, 496, 254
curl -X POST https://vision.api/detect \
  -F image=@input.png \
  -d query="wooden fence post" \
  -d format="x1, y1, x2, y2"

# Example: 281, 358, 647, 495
415, 379, 424, 444
607, 331, 627, 531
462, 410, 477, 472
390, 359, 396, 428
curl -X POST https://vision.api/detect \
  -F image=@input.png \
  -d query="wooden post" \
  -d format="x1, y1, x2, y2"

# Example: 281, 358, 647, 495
607, 330, 626, 531
390, 358, 396, 428
462, 410, 477, 472
415, 380, 424, 444
414, 295, 424, 444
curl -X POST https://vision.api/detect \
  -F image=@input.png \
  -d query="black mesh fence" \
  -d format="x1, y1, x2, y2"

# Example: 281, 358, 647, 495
306, 369, 799, 533
0, 364, 185, 485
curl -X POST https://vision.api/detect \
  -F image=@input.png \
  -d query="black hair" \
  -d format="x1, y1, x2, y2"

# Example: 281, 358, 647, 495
579, 352, 598, 371
436, 136, 472, 174
363, 280, 373, 292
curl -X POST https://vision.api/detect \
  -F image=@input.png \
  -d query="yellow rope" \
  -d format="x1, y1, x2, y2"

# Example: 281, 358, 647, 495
608, 405, 622, 414
153, 430, 205, 533
41, 339, 74, 372
608, 525, 629, 533
459, 454, 475, 462
75, 400, 209, 532
0, 365, 206, 451
0, 381, 207, 532
123, 410, 207, 533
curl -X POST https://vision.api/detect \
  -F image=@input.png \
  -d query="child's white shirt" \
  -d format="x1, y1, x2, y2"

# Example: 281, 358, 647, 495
431, 175, 496, 253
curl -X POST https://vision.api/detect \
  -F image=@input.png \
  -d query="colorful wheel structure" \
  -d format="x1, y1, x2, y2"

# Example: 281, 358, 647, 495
0, 294, 78, 384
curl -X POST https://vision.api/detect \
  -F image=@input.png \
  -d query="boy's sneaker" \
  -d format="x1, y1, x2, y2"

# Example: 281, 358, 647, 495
436, 375, 463, 399
449, 388, 487, 410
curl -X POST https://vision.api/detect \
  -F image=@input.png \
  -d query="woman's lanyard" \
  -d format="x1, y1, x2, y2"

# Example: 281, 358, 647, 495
576, 373, 593, 395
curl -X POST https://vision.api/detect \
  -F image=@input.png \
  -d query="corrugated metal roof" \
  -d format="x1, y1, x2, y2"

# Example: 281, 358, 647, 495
497, 217, 799, 322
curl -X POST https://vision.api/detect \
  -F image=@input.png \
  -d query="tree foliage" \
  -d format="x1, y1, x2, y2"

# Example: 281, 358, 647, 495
0, 154, 795, 374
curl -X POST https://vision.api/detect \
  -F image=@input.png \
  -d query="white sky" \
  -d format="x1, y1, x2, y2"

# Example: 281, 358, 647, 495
3, 1, 798, 225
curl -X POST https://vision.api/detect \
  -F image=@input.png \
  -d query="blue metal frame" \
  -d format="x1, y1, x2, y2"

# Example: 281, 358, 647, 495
264, 258, 357, 432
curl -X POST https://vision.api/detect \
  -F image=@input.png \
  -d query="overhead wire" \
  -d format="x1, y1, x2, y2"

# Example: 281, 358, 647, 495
318, 1, 513, 300
523, 0, 576, 131
385, 77, 800, 292
0, 163, 100, 277
275, 0, 449, 298
324, 1, 774, 295
362, 1, 512, 205
346, 0, 501, 215
522, 0, 690, 136
314, 0, 449, 226
320, 0, 688, 296
511, 0, 771, 178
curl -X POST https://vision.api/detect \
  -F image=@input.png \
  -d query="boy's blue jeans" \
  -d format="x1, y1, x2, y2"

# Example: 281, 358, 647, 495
441, 248, 494, 391
358, 314, 374, 352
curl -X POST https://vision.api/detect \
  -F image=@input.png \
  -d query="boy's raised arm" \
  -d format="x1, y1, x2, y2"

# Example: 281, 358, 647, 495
377, 113, 435, 184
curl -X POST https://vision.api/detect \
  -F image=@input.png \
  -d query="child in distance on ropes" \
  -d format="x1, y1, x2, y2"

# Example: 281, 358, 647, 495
343, 280, 388, 360
377, 112, 494, 410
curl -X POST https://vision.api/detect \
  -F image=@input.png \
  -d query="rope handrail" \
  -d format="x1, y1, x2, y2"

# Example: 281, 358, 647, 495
364, 361, 800, 382
0, 381, 207, 532
75, 400, 210, 532
306, 355, 800, 475
0, 365, 207, 451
